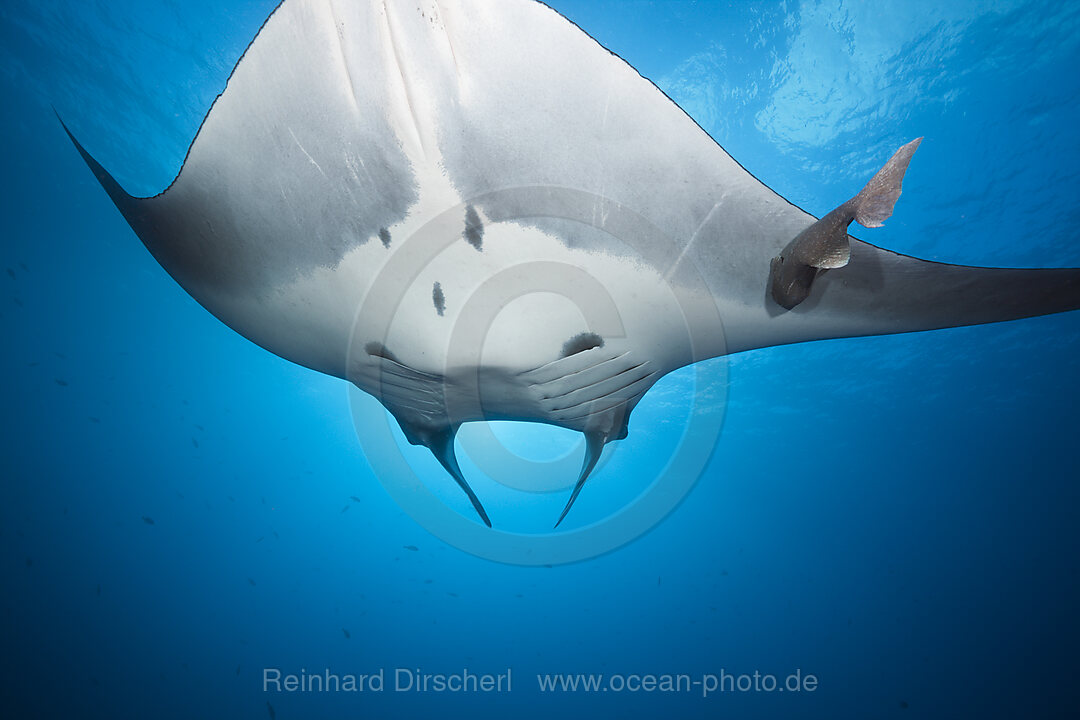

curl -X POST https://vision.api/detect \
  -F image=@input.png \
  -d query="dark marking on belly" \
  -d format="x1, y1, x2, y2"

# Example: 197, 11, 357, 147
433, 281, 446, 316
464, 205, 484, 251
364, 341, 400, 362
561, 332, 604, 357
379, 227, 391, 248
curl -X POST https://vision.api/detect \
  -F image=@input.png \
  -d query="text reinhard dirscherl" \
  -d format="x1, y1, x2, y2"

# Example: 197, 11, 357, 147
263, 668, 512, 693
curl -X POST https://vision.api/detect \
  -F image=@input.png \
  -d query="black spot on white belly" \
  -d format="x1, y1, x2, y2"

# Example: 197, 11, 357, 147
379, 227, 391, 248
561, 332, 604, 357
464, 205, 484, 251
432, 282, 446, 316
364, 341, 399, 362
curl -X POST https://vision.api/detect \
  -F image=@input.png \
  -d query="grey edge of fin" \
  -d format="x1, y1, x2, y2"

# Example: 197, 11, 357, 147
769, 137, 923, 310
554, 430, 607, 528
55, 111, 136, 214
423, 425, 492, 528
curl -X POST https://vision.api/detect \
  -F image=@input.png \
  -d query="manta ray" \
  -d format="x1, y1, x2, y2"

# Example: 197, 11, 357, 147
62, 0, 1080, 527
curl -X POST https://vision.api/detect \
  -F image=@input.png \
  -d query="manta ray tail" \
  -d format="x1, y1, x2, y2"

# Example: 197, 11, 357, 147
554, 431, 607, 528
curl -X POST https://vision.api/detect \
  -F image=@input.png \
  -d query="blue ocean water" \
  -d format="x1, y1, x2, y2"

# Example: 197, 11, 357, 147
2, 0, 1079, 718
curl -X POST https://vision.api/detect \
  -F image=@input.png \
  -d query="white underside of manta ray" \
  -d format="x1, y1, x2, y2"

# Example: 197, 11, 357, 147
62, 0, 1080, 527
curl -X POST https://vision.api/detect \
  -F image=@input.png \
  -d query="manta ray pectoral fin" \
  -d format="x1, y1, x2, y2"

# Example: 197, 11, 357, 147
769, 138, 923, 310
56, 112, 138, 217
554, 430, 608, 529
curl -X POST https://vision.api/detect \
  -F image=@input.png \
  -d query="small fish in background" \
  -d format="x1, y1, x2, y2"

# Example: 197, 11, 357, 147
423, 579, 432, 584
900, 700, 909, 710
55, 378, 68, 387
340, 505, 350, 513
25, 557, 32, 568
19, 263, 27, 272
12, 297, 23, 307
96, 584, 101, 596
349, 496, 361, 503
255, 536, 264, 543
53, 352, 66, 359
6, 267, 14, 279
447, 592, 459, 598
89, 416, 100, 423
194, 424, 204, 431
403, 545, 418, 552
657, 576, 661, 586
272, 531, 279, 539
142, 516, 154, 525
235, 664, 241, 676
247, 577, 256, 586
342, 628, 350, 639
266, 701, 276, 720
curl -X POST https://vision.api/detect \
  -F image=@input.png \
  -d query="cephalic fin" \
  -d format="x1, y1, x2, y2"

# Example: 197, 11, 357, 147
423, 425, 492, 528
769, 138, 922, 310
554, 430, 608, 528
